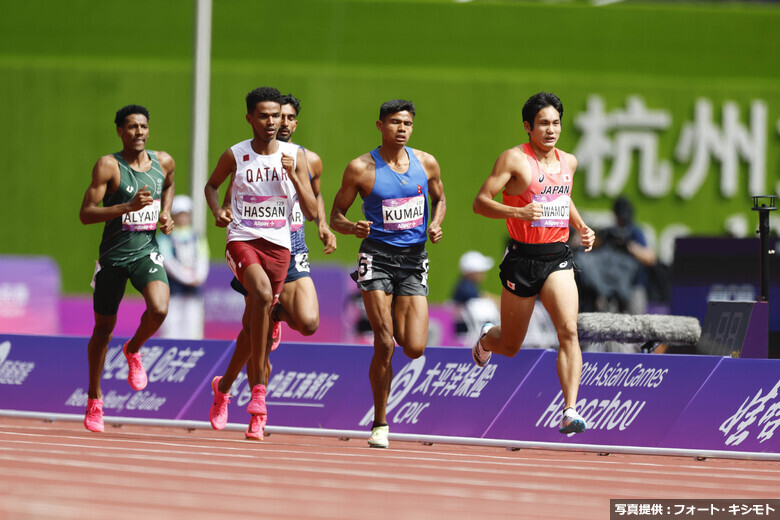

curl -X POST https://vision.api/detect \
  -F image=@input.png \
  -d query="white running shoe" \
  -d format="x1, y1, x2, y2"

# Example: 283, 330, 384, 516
559, 408, 587, 434
472, 322, 494, 367
368, 425, 389, 448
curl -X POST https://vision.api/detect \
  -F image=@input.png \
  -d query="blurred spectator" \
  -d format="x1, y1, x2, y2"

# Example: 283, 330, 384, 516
157, 195, 210, 339
575, 196, 659, 314
452, 250, 500, 346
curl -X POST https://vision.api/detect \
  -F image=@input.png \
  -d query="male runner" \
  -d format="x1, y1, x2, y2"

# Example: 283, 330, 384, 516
204, 87, 318, 440
78, 104, 175, 432
209, 94, 337, 435
330, 99, 446, 448
471, 92, 595, 434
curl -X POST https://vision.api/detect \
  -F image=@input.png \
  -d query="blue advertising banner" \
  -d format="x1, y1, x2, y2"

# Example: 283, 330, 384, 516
1, 333, 778, 456
485, 351, 722, 446
177, 343, 541, 438
0, 334, 232, 420
177, 342, 376, 428
660, 358, 780, 453
340, 347, 544, 437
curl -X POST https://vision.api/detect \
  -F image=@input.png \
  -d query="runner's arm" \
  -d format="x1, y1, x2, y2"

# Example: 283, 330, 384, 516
307, 151, 337, 254
566, 154, 594, 252
286, 147, 318, 221
79, 155, 152, 225
421, 152, 446, 244
473, 148, 541, 222
157, 151, 176, 235
330, 159, 372, 238
205, 149, 235, 228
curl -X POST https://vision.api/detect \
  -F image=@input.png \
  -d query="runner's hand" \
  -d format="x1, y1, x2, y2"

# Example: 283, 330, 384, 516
215, 207, 233, 228
580, 225, 595, 252
319, 225, 337, 254
159, 211, 174, 235
521, 202, 543, 222
127, 185, 153, 212
428, 223, 443, 243
281, 153, 294, 175
353, 220, 372, 239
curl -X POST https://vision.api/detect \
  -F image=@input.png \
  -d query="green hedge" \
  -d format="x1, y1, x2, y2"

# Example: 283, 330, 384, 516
2, 0, 778, 300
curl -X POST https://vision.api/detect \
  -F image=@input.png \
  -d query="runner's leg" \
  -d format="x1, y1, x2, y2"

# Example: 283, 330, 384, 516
277, 277, 319, 336
539, 269, 582, 408
125, 280, 169, 354
87, 313, 116, 400
481, 288, 535, 357
362, 290, 395, 425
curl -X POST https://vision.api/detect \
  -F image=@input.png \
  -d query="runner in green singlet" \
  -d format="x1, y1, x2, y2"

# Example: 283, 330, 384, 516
78, 104, 176, 432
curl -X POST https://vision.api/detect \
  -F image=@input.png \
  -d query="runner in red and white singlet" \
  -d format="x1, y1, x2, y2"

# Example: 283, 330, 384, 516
204, 87, 318, 440
504, 142, 574, 245
472, 92, 595, 435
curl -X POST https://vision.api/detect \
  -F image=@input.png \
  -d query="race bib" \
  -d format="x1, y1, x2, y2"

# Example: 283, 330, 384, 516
293, 252, 310, 274
241, 195, 287, 229
531, 194, 570, 228
357, 252, 373, 281
122, 199, 160, 231
382, 195, 424, 231
289, 198, 304, 232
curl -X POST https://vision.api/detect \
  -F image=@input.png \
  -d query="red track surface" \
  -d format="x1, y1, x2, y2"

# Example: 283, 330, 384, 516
1, 417, 778, 520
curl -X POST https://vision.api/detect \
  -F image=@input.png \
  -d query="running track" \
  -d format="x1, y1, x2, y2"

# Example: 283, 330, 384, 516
1, 418, 778, 520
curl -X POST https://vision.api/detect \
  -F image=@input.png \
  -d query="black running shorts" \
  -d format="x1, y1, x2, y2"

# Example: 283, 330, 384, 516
499, 240, 574, 297
351, 239, 429, 296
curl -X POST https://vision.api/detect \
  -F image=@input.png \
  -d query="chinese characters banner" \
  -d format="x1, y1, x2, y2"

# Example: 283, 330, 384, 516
0, 334, 778, 454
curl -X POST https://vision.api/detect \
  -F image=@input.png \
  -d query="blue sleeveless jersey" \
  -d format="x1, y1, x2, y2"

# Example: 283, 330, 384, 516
362, 147, 429, 247
290, 225, 307, 255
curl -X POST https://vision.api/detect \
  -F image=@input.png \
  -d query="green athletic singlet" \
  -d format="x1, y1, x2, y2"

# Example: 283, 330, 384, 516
98, 151, 165, 266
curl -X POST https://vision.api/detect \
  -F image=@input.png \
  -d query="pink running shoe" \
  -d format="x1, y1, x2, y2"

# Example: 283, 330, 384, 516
247, 384, 267, 415
270, 320, 282, 351
123, 342, 148, 391
209, 376, 231, 430
245, 414, 266, 441
84, 398, 104, 432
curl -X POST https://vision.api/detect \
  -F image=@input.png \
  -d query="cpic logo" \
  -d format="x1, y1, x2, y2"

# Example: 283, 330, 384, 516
359, 356, 426, 427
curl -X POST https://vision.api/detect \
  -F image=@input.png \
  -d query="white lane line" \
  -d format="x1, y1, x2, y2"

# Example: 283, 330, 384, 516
2, 445, 777, 498
2, 434, 778, 487
0, 451, 591, 506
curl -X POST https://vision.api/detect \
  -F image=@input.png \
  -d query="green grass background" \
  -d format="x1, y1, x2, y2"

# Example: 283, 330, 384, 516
1, 0, 778, 300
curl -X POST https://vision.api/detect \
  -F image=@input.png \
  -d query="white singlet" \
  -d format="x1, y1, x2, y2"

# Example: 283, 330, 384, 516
227, 139, 299, 250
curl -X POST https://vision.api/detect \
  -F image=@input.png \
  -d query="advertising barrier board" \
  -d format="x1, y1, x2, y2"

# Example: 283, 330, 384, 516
1, 334, 778, 456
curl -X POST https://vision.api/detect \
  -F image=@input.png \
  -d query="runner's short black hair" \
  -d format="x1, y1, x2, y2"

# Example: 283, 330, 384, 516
246, 87, 282, 114
379, 99, 416, 121
522, 92, 564, 130
280, 94, 301, 116
114, 104, 150, 127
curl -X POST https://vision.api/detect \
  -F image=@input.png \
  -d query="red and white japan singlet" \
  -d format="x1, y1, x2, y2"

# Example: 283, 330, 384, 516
503, 142, 574, 244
